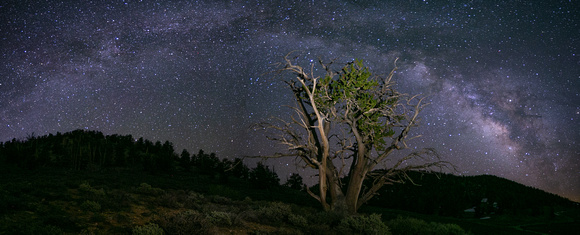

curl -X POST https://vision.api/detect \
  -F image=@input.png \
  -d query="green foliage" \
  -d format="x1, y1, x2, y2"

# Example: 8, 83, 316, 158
156, 191, 185, 209
316, 59, 401, 151
308, 210, 344, 226
132, 223, 165, 235
331, 59, 376, 101
40, 225, 66, 235
209, 194, 233, 205
185, 191, 206, 206
288, 213, 308, 227
249, 227, 304, 235
79, 181, 92, 192
206, 211, 233, 226
157, 210, 211, 235
386, 216, 469, 235
136, 183, 164, 196
251, 201, 293, 225
102, 189, 133, 211
78, 181, 106, 197
18, 222, 65, 235
337, 213, 391, 235
80, 200, 101, 212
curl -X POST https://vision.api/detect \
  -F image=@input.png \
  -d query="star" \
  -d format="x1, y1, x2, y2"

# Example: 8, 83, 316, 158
1, 0, 578, 202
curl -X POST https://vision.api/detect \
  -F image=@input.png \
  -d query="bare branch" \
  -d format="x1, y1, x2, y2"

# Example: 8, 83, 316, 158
357, 149, 456, 207
307, 186, 322, 202
256, 53, 453, 214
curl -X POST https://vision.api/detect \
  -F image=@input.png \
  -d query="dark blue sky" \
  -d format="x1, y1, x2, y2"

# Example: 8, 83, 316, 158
1, 0, 578, 202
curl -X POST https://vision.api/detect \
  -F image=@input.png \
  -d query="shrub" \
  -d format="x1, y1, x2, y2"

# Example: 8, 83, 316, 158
208, 184, 242, 199
92, 188, 106, 196
288, 213, 308, 228
307, 210, 343, 226
248, 227, 303, 235
157, 192, 184, 209
43, 225, 65, 235
81, 200, 101, 212
429, 223, 468, 235
337, 213, 390, 235
387, 216, 427, 234
79, 181, 92, 192
103, 189, 133, 211
157, 210, 211, 235
27, 224, 64, 235
91, 213, 107, 223
38, 203, 79, 230
210, 194, 233, 205
386, 216, 470, 235
206, 211, 233, 226
79, 182, 106, 197
0, 190, 26, 212
183, 191, 205, 209
255, 202, 292, 224
132, 223, 164, 235
190, 191, 205, 201
136, 183, 164, 196
114, 214, 131, 224
79, 183, 105, 199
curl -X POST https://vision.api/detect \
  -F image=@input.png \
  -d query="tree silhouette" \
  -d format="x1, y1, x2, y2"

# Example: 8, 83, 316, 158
217, 158, 233, 184
231, 158, 250, 179
249, 162, 280, 189
256, 52, 453, 214
193, 150, 220, 177
0, 129, 187, 173
179, 149, 191, 171
284, 173, 305, 191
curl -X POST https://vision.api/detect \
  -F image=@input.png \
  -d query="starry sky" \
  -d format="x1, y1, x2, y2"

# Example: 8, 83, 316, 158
1, 1, 578, 202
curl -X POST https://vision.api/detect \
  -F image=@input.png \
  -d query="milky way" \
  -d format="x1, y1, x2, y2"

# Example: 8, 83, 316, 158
1, 1, 578, 202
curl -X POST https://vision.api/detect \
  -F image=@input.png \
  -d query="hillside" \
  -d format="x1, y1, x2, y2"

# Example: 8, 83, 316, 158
368, 170, 575, 218
1, 129, 578, 234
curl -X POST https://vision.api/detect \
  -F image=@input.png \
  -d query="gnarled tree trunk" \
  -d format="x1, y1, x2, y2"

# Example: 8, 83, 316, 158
258, 52, 453, 214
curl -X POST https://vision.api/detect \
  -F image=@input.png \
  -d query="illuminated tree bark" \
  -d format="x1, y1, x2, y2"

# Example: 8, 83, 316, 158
257, 52, 453, 214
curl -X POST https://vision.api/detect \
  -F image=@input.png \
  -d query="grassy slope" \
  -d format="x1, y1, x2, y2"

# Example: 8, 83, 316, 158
0, 163, 321, 234
1, 163, 578, 234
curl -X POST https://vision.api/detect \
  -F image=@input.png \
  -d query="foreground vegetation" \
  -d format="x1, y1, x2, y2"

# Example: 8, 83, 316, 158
0, 164, 471, 234
1, 130, 578, 234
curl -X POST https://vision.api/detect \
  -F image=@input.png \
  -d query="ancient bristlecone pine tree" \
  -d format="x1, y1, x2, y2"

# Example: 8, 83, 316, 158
258, 52, 452, 214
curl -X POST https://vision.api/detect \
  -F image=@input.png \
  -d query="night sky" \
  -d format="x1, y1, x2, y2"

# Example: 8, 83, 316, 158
1, 1, 578, 202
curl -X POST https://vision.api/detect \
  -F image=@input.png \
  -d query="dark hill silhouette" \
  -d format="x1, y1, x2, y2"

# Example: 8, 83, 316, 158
366, 170, 576, 218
